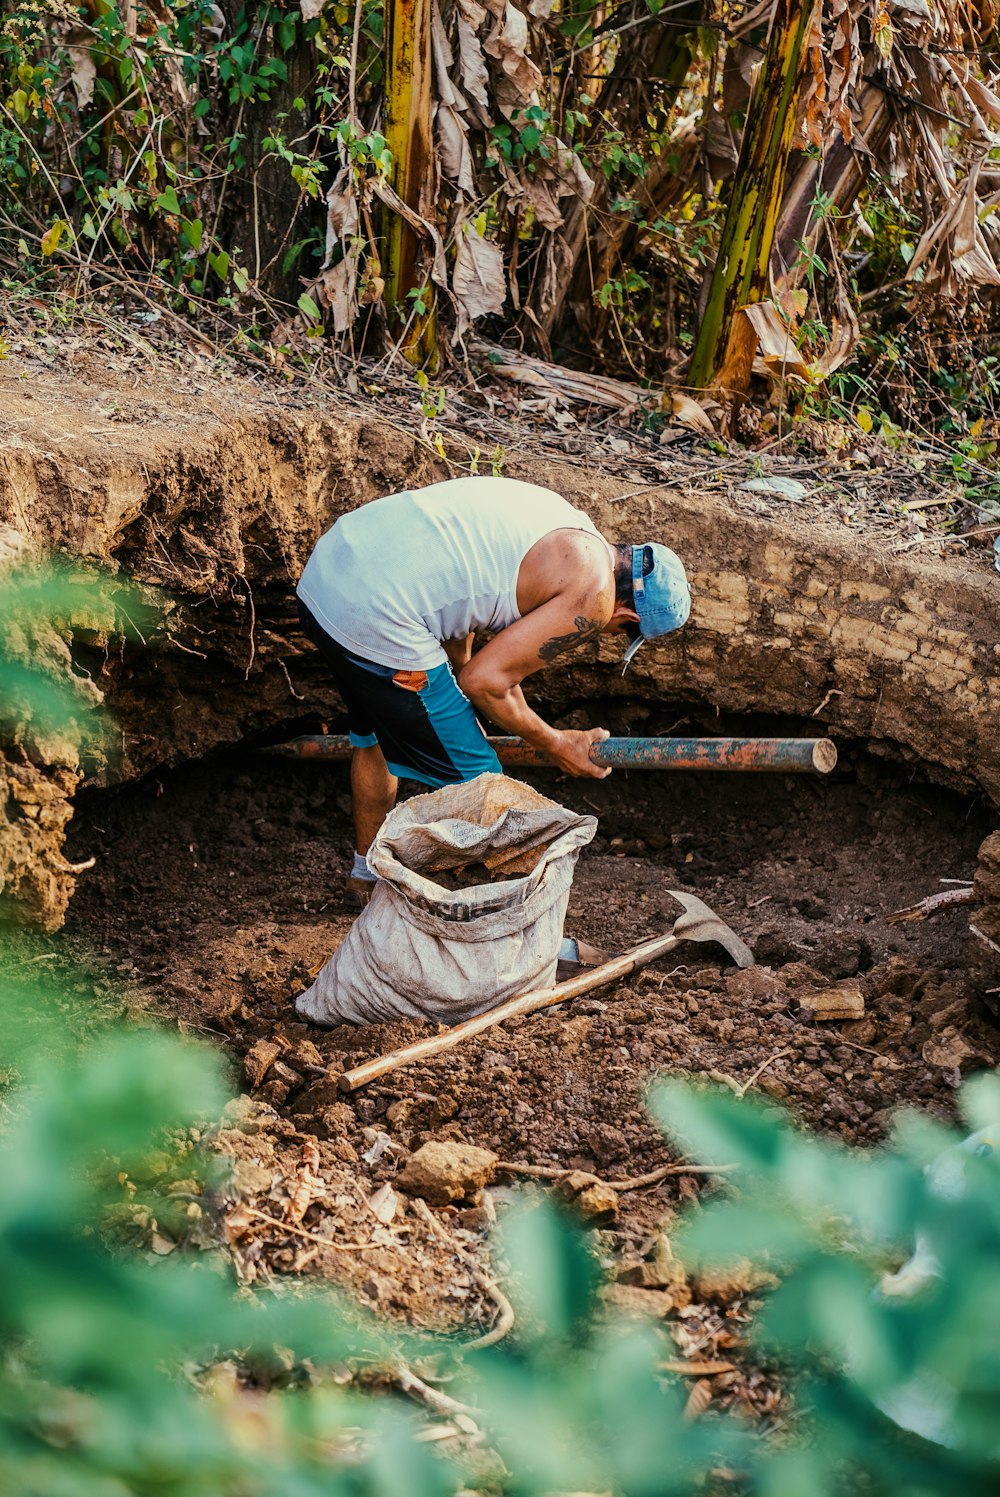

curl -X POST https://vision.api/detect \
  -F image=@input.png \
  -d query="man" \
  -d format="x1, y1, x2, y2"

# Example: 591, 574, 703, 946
297, 475, 690, 908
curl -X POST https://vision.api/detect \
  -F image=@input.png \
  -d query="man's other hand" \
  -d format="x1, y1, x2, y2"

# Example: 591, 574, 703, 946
550, 727, 611, 778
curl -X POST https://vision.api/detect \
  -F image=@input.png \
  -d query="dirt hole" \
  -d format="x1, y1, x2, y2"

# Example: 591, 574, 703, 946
58, 727, 996, 1248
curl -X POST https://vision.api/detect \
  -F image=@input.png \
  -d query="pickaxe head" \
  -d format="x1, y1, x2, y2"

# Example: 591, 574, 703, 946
667, 889, 755, 968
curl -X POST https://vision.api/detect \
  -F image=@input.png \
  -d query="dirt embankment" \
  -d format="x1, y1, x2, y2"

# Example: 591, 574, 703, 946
1, 359, 999, 930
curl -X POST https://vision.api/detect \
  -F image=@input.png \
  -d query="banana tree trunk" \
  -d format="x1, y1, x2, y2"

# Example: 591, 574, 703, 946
688, 0, 820, 393
774, 82, 890, 284
383, 0, 438, 365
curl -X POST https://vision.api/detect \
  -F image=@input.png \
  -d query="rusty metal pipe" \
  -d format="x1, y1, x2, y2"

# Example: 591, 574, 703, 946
265, 734, 837, 773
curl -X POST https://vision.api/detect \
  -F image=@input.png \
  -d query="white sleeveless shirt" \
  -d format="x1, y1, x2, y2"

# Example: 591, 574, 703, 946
297, 476, 603, 670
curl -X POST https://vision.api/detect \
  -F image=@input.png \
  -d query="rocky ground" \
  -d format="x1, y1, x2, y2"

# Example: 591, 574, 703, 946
37, 731, 996, 1419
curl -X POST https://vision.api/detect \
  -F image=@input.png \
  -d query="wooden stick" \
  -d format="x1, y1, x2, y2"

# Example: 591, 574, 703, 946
337, 929, 683, 1093
887, 886, 974, 925
495, 1159, 738, 1190
410, 1197, 515, 1351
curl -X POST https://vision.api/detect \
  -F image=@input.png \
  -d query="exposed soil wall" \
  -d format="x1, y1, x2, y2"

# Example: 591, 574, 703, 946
1, 364, 998, 928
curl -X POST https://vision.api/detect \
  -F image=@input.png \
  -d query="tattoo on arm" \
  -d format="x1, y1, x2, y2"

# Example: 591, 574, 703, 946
538, 615, 603, 662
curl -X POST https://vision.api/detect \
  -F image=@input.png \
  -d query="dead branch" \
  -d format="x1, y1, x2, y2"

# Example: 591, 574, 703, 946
887, 886, 974, 924
410, 1197, 515, 1351
496, 1160, 738, 1191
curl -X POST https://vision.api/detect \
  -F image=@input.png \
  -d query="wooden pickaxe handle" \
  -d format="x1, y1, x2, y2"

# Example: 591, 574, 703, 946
336, 929, 683, 1093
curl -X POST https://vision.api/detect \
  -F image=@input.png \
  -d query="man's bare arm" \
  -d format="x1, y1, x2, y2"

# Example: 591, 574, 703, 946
457, 595, 613, 778
537, 615, 605, 661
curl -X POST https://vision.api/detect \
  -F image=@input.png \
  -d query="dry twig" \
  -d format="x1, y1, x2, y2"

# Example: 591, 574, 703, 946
410, 1197, 515, 1351
496, 1159, 737, 1190
708, 1048, 792, 1099
241, 1205, 384, 1252
388, 1362, 481, 1427
887, 886, 974, 924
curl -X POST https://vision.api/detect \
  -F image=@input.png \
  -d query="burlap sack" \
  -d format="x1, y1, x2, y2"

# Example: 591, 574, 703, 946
295, 773, 596, 1026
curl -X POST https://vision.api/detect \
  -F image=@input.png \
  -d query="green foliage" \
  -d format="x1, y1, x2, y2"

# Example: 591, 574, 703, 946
336, 120, 393, 176
597, 128, 647, 181
488, 105, 553, 169
0, 1, 351, 308
949, 425, 1000, 511
653, 1076, 1000, 1493
597, 267, 651, 310
413, 364, 445, 418
0, 966, 461, 1497
0, 559, 157, 752
860, 180, 922, 287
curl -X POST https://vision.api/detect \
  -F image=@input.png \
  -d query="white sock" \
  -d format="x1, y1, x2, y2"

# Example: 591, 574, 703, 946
351, 850, 377, 883
558, 937, 579, 961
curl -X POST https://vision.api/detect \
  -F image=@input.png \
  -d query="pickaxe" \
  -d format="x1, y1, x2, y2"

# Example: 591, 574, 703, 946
335, 891, 754, 1093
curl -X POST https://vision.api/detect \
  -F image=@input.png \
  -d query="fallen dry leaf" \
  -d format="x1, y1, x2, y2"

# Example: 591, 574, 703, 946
285, 1174, 318, 1226
367, 1182, 399, 1225
671, 392, 717, 436
684, 1378, 714, 1420
222, 1202, 255, 1243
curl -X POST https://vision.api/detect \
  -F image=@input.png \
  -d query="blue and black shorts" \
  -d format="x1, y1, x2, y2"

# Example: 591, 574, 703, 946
297, 599, 502, 789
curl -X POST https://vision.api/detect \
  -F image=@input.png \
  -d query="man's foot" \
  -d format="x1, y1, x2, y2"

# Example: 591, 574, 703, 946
344, 876, 375, 914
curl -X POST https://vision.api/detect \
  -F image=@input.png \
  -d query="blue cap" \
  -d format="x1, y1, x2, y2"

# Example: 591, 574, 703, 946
622, 543, 690, 671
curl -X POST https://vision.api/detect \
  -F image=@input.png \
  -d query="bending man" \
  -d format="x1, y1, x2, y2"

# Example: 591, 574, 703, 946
296, 475, 690, 908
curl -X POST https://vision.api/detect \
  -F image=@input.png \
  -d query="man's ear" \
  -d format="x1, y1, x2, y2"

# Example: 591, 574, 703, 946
609, 600, 640, 625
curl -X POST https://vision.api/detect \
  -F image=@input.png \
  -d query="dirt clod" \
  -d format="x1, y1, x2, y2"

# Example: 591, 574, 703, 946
243, 1039, 283, 1088
221, 1097, 278, 1134
296, 1077, 350, 1110
394, 1141, 499, 1205
922, 1027, 981, 1071
799, 980, 866, 1021
284, 1038, 325, 1072
601, 1284, 676, 1318
692, 1260, 781, 1303
555, 1171, 620, 1222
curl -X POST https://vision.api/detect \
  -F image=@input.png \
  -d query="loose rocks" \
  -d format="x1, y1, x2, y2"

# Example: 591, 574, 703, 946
394, 1141, 499, 1205
243, 1038, 283, 1088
